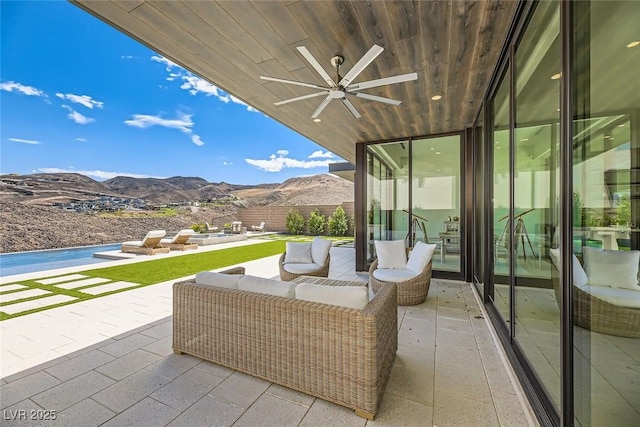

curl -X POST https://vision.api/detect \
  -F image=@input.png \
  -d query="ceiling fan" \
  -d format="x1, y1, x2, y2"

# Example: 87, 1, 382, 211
260, 44, 418, 119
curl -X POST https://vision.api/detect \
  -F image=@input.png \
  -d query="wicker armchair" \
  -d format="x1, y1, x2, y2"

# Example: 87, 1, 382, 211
551, 275, 640, 338
279, 252, 330, 281
369, 258, 433, 306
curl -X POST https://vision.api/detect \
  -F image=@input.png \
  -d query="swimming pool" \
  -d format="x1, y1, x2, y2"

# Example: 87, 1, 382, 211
0, 243, 121, 277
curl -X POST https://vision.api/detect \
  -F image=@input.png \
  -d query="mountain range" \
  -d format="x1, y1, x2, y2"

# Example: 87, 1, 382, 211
0, 173, 353, 206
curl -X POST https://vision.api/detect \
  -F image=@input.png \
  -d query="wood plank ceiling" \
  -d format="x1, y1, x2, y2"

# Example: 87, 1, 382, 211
71, 0, 517, 164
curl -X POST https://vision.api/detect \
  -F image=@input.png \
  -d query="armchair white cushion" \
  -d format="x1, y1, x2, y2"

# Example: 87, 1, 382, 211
406, 242, 437, 274
283, 263, 325, 275
374, 240, 407, 269
372, 269, 419, 283
311, 237, 332, 266
549, 248, 588, 288
284, 242, 313, 264
578, 284, 640, 309
582, 247, 640, 290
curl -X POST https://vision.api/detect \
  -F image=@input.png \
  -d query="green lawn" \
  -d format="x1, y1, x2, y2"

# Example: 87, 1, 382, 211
0, 235, 354, 321
0, 240, 286, 321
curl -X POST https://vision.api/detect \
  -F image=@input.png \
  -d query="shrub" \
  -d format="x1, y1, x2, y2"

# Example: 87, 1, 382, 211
328, 206, 349, 236
191, 223, 206, 233
308, 209, 326, 235
285, 209, 305, 235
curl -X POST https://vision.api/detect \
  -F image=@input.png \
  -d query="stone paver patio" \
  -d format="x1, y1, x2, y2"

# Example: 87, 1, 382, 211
1, 244, 536, 426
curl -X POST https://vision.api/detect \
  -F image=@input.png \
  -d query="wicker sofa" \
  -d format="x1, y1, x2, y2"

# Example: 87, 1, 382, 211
173, 268, 398, 420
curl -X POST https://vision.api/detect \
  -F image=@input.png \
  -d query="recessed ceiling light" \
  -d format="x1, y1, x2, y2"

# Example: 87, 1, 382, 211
430, 147, 434, 150
617, 124, 625, 127
436, 169, 441, 172
556, 108, 560, 112
627, 41, 640, 48
435, 151, 441, 155
551, 73, 562, 80
521, 138, 529, 141
313, 118, 321, 122
431, 95, 442, 100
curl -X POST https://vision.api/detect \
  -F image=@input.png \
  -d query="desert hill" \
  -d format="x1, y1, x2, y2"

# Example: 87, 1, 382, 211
0, 173, 353, 253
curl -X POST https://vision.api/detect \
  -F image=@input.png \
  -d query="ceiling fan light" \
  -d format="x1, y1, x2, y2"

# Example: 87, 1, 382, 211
431, 95, 442, 100
313, 118, 321, 123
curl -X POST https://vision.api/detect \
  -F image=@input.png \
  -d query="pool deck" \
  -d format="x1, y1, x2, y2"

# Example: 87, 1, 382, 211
0, 239, 536, 426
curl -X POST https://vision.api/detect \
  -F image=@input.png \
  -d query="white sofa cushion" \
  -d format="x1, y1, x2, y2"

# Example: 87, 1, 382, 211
579, 284, 640, 308
238, 275, 296, 298
295, 283, 369, 309
582, 247, 640, 290
283, 263, 323, 275
372, 268, 419, 283
549, 248, 588, 288
195, 271, 241, 289
374, 240, 407, 269
284, 242, 313, 264
311, 237, 332, 265
406, 242, 437, 273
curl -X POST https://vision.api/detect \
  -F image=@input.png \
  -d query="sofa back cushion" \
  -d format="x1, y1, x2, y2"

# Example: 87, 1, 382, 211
295, 283, 369, 309
238, 275, 296, 298
406, 241, 437, 273
195, 271, 241, 289
582, 247, 640, 290
284, 242, 313, 264
311, 237, 332, 266
374, 240, 407, 269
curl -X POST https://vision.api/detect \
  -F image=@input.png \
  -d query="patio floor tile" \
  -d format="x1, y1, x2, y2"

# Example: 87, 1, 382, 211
100, 397, 180, 427
0, 371, 61, 409
45, 349, 115, 382
232, 392, 308, 427
209, 371, 271, 409
165, 394, 244, 427
149, 368, 223, 411
36, 398, 116, 427
31, 370, 115, 411
299, 399, 366, 427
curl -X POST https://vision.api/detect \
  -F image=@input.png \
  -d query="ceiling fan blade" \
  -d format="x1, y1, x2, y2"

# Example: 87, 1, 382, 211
296, 47, 336, 88
339, 44, 384, 88
341, 97, 362, 119
311, 95, 333, 119
274, 91, 329, 106
349, 72, 418, 91
354, 92, 402, 105
260, 76, 328, 91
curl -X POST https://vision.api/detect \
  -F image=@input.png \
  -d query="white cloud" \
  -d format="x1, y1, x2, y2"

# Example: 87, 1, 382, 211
223, 161, 233, 166
76, 138, 87, 142
151, 55, 259, 112
55, 93, 104, 109
36, 167, 165, 181
62, 105, 95, 124
121, 55, 134, 59
9, 138, 40, 145
124, 112, 205, 146
124, 112, 193, 133
245, 151, 333, 173
0, 81, 47, 97
308, 150, 335, 159
191, 135, 205, 146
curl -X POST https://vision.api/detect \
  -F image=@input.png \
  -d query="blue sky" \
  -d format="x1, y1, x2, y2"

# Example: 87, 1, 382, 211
0, 1, 341, 185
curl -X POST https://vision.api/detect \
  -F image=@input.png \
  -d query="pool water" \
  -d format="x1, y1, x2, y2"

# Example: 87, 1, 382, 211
0, 243, 121, 277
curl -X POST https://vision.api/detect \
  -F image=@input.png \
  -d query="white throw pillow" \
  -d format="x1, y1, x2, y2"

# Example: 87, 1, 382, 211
374, 240, 407, 269
311, 237, 332, 266
549, 248, 588, 288
284, 242, 313, 264
238, 275, 296, 298
406, 242, 437, 273
195, 271, 241, 289
582, 247, 640, 290
295, 283, 369, 309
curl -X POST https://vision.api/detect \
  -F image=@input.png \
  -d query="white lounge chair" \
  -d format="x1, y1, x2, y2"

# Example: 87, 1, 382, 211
161, 229, 197, 250
205, 222, 219, 232
251, 221, 266, 232
121, 230, 170, 255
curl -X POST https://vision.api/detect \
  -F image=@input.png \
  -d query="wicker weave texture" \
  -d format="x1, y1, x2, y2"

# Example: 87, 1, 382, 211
278, 252, 331, 281
369, 259, 432, 306
173, 275, 397, 418
552, 277, 640, 337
